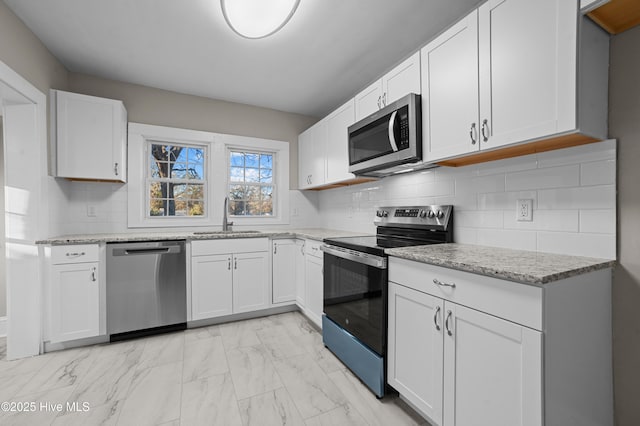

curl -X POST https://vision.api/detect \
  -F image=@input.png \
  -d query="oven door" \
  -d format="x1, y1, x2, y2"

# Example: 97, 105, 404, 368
322, 245, 387, 356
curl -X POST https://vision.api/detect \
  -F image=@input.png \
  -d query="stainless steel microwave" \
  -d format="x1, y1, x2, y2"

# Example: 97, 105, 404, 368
348, 93, 422, 176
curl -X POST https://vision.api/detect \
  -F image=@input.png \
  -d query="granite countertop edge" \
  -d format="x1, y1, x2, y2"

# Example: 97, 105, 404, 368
35, 228, 368, 245
385, 243, 616, 286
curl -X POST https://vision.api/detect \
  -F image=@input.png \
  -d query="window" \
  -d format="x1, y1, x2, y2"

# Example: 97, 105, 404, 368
148, 142, 206, 217
228, 150, 275, 216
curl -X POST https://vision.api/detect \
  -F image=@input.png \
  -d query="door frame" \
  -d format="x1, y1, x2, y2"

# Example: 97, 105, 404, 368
0, 59, 48, 359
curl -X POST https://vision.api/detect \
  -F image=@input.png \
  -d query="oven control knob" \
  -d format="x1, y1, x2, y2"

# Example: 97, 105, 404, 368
376, 210, 389, 218
436, 210, 445, 219
376, 210, 382, 217
419, 210, 427, 218
427, 210, 436, 219
382, 210, 389, 217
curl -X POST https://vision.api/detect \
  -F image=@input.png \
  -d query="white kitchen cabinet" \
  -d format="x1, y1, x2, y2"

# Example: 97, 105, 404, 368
325, 99, 356, 183
388, 257, 613, 426
191, 254, 233, 320
302, 239, 324, 328
272, 239, 304, 305
422, 0, 608, 165
298, 119, 327, 189
49, 245, 101, 343
421, 10, 480, 161
355, 52, 421, 121
50, 89, 127, 182
295, 240, 306, 307
190, 238, 269, 320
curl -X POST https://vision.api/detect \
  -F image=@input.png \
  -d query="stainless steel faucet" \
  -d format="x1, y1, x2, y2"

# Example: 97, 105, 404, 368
223, 197, 233, 231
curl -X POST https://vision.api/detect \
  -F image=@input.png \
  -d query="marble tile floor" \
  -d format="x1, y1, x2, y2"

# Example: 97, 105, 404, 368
0, 312, 430, 426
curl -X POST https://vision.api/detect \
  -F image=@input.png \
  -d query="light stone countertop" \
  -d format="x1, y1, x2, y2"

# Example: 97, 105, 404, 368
385, 243, 616, 285
36, 228, 370, 245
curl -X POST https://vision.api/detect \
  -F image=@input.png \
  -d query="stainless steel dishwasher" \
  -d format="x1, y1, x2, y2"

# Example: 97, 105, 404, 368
106, 240, 186, 341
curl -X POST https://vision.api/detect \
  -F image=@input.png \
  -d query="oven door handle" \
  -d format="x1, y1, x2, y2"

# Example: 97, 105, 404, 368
321, 244, 388, 269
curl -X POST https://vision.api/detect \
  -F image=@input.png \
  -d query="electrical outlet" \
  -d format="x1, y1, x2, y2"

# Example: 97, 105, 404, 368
516, 199, 533, 222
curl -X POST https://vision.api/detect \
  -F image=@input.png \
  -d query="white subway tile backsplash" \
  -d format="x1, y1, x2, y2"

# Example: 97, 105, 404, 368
477, 229, 537, 251
455, 174, 505, 197
538, 185, 615, 210
537, 232, 615, 259
475, 154, 538, 176
537, 139, 616, 168
580, 209, 616, 234
580, 160, 616, 186
503, 210, 579, 232
477, 191, 537, 211
455, 210, 504, 229
505, 165, 579, 191
453, 227, 478, 245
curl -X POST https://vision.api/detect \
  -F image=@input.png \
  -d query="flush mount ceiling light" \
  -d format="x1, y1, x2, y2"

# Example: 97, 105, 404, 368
221, 0, 301, 39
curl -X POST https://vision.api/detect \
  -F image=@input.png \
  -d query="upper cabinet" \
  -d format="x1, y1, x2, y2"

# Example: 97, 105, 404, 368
423, 0, 609, 166
298, 118, 327, 189
325, 99, 356, 183
355, 52, 421, 121
51, 89, 127, 182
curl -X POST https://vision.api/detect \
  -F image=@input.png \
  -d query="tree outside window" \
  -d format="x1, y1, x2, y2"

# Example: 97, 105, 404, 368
148, 142, 206, 217
229, 150, 274, 216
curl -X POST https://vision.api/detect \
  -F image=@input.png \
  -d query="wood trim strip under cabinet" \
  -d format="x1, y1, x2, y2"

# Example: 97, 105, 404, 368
588, 0, 640, 34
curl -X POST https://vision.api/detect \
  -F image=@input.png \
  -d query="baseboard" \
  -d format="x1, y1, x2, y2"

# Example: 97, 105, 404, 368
0, 316, 6, 337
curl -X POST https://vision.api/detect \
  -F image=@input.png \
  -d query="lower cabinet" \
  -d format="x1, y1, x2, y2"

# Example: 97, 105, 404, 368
388, 282, 541, 426
302, 239, 324, 328
191, 238, 269, 321
272, 239, 304, 305
48, 245, 101, 343
388, 257, 613, 426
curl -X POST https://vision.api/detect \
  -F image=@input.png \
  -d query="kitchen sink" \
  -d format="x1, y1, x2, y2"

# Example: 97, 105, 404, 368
192, 230, 262, 235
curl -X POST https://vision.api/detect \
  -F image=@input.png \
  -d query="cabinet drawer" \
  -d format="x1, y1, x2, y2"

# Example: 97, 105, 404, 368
305, 239, 324, 258
51, 244, 99, 264
389, 257, 543, 330
191, 238, 269, 256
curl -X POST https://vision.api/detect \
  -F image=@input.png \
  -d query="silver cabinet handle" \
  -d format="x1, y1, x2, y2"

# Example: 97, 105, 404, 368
470, 123, 477, 145
481, 119, 489, 142
66, 252, 85, 258
433, 278, 456, 288
377, 96, 382, 109
301, 243, 305, 255
228, 257, 231, 270
114, 162, 119, 176
433, 305, 441, 331
445, 310, 453, 336
382, 92, 387, 107
274, 244, 277, 255
90, 267, 97, 282
234, 258, 238, 270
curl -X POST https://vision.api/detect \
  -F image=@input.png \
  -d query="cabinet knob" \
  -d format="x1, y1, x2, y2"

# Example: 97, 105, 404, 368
470, 123, 477, 145
445, 310, 453, 336
481, 119, 489, 142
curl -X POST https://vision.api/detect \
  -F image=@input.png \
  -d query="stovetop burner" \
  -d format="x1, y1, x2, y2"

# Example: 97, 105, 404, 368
324, 205, 454, 255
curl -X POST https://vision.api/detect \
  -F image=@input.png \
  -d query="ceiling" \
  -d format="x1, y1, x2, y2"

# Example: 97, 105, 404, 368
4, 0, 483, 117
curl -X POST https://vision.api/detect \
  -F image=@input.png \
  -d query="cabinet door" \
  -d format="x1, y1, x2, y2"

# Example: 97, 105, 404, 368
298, 127, 314, 189
298, 121, 326, 189
191, 254, 233, 320
272, 240, 297, 304
383, 51, 421, 106
304, 254, 323, 328
422, 10, 480, 162
355, 79, 384, 121
388, 283, 444, 425
295, 240, 306, 308
55, 90, 126, 182
443, 303, 542, 426
478, 0, 571, 149
325, 99, 356, 184
50, 262, 100, 343
233, 252, 269, 314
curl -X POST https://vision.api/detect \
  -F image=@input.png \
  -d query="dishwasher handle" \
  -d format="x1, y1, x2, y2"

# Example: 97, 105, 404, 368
111, 245, 183, 256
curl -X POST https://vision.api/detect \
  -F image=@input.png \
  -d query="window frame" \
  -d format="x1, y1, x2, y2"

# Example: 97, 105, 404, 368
146, 140, 208, 219
227, 147, 277, 218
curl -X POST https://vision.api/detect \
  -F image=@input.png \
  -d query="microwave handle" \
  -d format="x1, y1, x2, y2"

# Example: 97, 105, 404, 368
388, 110, 399, 152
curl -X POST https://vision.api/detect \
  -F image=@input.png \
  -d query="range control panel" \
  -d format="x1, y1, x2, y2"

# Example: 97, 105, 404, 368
374, 205, 453, 230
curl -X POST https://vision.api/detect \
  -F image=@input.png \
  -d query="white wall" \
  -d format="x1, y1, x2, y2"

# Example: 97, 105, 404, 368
317, 140, 616, 259
0, 117, 5, 317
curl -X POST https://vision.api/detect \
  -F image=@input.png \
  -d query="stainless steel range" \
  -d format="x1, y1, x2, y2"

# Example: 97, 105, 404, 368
321, 205, 454, 397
